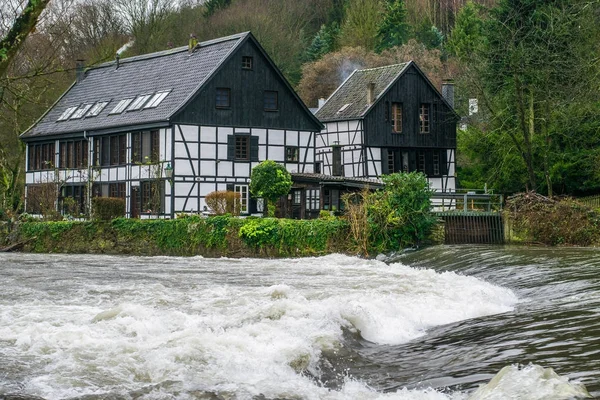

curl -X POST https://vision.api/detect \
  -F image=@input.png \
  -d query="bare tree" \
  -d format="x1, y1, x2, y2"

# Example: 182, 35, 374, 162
0, 0, 52, 78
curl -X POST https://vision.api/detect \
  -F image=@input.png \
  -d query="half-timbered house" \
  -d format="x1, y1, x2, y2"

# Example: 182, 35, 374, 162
21, 32, 322, 218
314, 62, 458, 193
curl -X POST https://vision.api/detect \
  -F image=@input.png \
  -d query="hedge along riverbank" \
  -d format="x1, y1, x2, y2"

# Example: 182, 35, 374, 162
13, 215, 351, 257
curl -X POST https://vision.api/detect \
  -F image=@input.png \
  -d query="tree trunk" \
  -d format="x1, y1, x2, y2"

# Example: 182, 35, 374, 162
0, 0, 51, 78
514, 76, 537, 191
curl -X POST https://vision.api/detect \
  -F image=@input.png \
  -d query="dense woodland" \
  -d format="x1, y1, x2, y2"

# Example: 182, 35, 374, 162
1, 0, 599, 217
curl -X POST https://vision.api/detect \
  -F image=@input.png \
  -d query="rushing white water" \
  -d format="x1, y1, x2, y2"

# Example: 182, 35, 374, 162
0, 253, 590, 399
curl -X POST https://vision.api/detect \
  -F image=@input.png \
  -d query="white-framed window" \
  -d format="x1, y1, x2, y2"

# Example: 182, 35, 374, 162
235, 184, 249, 214
127, 94, 152, 111
70, 104, 93, 119
86, 101, 109, 117
306, 189, 320, 210
144, 91, 170, 109
57, 106, 78, 121
109, 99, 133, 114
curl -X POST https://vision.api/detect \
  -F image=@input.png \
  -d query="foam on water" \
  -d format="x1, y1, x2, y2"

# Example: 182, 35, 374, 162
1, 253, 586, 399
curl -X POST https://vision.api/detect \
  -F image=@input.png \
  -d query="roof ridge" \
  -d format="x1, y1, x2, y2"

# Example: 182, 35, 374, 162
92, 32, 250, 70
356, 62, 410, 73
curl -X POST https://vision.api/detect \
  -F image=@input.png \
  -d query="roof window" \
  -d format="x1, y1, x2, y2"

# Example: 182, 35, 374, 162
144, 91, 170, 109
70, 104, 93, 119
337, 103, 351, 113
57, 106, 78, 121
127, 94, 152, 111
109, 99, 133, 114
86, 101, 109, 117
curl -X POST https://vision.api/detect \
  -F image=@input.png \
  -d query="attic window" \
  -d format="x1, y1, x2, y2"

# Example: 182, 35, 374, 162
109, 99, 133, 114
57, 106, 78, 121
144, 91, 170, 109
70, 104, 93, 119
337, 103, 351, 114
127, 94, 152, 111
86, 101, 109, 117
242, 56, 253, 70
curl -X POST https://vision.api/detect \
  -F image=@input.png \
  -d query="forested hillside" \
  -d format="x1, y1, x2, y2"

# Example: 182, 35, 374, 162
1, 0, 599, 217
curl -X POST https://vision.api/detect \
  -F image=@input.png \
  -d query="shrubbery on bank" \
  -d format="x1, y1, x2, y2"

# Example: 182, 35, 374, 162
7, 172, 440, 257
15, 215, 352, 257
505, 192, 600, 246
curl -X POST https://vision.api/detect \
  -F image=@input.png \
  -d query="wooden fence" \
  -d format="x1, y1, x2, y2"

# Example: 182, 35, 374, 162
577, 195, 600, 209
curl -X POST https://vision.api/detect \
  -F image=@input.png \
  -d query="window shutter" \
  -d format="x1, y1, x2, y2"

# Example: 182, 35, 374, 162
226, 183, 234, 192
441, 149, 448, 176
382, 150, 389, 175
250, 136, 259, 161
409, 151, 417, 172
425, 151, 434, 176
249, 198, 257, 214
227, 135, 234, 160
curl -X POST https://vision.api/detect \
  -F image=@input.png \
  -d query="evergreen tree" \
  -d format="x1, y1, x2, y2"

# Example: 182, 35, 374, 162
376, 0, 410, 51
305, 23, 340, 62
446, 1, 485, 61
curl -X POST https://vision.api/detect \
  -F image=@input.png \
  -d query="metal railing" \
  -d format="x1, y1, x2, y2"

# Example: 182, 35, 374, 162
431, 189, 504, 213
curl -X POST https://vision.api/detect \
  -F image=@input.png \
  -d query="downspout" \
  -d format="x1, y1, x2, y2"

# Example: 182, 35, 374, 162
84, 130, 92, 218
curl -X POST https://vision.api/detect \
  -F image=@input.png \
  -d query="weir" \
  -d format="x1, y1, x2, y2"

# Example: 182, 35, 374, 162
432, 191, 505, 244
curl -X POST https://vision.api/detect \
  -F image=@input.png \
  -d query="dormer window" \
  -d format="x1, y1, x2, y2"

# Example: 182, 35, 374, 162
86, 101, 109, 117
144, 91, 170, 109
110, 99, 133, 114
337, 103, 351, 114
70, 104, 93, 119
242, 56, 253, 70
127, 94, 152, 111
57, 106, 78, 121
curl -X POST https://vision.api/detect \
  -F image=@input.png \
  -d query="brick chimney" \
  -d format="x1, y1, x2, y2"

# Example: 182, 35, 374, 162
318, 98, 326, 109
75, 60, 85, 83
441, 79, 455, 109
367, 82, 375, 106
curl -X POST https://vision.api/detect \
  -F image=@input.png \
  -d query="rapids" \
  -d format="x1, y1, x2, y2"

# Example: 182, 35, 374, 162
0, 246, 597, 399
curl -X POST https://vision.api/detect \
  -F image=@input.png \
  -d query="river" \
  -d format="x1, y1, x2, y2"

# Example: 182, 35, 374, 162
0, 246, 598, 399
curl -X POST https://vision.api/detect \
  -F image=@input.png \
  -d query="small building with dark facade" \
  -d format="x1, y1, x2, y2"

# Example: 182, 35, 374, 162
20, 32, 323, 218
314, 62, 458, 193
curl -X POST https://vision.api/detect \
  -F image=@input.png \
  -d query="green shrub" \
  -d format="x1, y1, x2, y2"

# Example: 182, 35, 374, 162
250, 160, 292, 217
92, 197, 125, 221
343, 172, 437, 255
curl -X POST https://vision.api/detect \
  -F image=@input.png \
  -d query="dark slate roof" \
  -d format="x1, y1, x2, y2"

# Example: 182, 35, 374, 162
315, 63, 410, 122
21, 33, 248, 139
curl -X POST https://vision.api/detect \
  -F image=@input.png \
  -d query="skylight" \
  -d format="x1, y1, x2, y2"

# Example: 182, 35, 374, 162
57, 106, 78, 121
109, 99, 133, 114
127, 94, 152, 111
86, 101, 109, 117
70, 104, 93, 119
337, 103, 352, 113
144, 91, 170, 109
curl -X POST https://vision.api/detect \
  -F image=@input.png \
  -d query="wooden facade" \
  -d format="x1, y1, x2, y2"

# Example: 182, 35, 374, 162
315, 62, 458, 193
